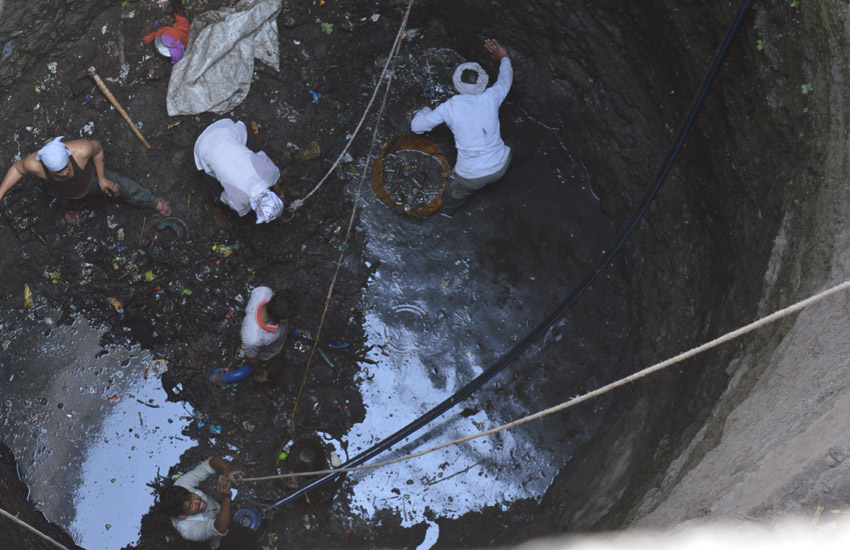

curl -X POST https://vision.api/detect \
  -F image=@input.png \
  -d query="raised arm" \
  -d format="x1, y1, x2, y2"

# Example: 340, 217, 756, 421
484, 39, 513, 103
213, 475, 233, 534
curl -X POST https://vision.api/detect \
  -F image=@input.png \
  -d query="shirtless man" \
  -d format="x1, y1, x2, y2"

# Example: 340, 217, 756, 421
0, 136, 170, 221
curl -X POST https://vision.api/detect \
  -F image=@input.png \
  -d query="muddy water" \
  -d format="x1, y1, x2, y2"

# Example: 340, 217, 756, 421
0, 310, 193, 549
344, 54, 619, 542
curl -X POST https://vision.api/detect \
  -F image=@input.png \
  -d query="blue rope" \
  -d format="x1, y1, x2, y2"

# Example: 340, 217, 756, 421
273, 0, 753, 509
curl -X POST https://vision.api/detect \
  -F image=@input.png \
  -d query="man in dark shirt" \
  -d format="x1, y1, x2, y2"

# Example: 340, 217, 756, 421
0, 137, 171, 222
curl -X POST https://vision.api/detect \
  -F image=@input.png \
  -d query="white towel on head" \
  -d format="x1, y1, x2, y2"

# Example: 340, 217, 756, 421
250, 189, 284, 223
36, 136, 71, 172
452, 62, 489, 95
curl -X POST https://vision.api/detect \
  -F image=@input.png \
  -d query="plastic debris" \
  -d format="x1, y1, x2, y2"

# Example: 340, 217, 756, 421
212, 244, 233, 256
144, 270, 155, 282
108, 396, 119, 402
295, 141, 321, 162
250, 121, 260, 137
145, 359, 168, 378
108, 297, 124, 312
309, 90, 322, 104
24, 284, 33, 307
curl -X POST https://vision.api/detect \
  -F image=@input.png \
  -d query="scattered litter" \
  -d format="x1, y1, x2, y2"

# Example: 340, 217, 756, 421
371, 134, 450, 218
101, 25, 108, 35
295, 141, 321, 162
212, 244, 233, 256
250, 121, 260, 137
371, 13, 380, 22
82, 121, 95, 136
315, 19, 334, 35
24, 284, 33, 307
309, 90, 322, 104
108, 297, 124, 312
145, 359, 168, 378
108, 396, 119, 402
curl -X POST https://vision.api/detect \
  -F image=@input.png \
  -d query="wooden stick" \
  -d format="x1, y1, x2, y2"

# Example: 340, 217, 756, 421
87, 66, 151, 150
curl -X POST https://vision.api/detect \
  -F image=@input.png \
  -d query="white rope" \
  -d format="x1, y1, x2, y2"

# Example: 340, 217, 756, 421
243, 279, 850, 482
0, 505, 73, 550
289, 0, 416, 212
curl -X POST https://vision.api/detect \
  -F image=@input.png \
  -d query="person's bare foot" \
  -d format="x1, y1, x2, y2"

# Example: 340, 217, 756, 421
253, 367, 269, 383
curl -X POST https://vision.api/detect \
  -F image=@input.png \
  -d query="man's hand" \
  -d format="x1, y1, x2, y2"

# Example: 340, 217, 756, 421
226, 469, 245, 484
484, 38, 508, 60
98, 177, 120, 197
216, 475, 233, 497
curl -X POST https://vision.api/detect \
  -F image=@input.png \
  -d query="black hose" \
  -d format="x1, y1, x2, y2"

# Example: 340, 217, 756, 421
273, 0, 753, 509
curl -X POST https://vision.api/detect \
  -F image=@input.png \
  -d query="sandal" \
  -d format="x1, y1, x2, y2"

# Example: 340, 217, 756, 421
155, 197, 172, 216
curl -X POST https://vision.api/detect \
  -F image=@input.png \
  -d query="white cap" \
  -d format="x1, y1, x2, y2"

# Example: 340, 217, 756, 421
35, 136, 71, 172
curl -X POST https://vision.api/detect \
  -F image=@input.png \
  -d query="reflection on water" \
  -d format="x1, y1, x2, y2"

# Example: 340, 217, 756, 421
341, 45, 613, 547
0, 312, 193, 549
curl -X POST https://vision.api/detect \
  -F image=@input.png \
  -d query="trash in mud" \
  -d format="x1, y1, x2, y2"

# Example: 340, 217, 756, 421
24, 284, 33, 307
296, 141, 321, 161
145, 359, 168, 378
371, 134, 450, 218
108, 297, 124, 312
212, 244, 234, 257
146, 217, 191, 265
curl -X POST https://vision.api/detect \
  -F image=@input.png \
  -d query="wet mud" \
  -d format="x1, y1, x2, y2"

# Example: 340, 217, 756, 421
0, 0, 626, 547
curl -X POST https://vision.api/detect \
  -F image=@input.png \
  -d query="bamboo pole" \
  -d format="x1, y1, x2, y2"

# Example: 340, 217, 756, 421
87, 66, 151, 150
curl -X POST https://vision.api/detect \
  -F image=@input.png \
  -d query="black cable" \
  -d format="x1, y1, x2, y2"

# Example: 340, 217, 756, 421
273, 0, 753, 509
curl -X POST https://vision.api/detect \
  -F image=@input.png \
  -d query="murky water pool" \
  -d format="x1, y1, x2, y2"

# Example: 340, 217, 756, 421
341, 80, 614, 546
0, 310, 193, 549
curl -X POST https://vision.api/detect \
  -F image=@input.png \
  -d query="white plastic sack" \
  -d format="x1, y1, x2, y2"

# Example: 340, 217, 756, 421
166, 0, 282, 116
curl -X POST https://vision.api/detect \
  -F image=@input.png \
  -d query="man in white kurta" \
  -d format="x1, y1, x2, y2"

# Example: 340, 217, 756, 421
411, 39, 513, 216
194, 118, 284, 223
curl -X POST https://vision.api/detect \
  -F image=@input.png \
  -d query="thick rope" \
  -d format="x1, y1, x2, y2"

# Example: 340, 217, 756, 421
0, 506, 73, 550
288, 0, 415, 212
243, 278, 850, 482
284, 6, 411, 440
